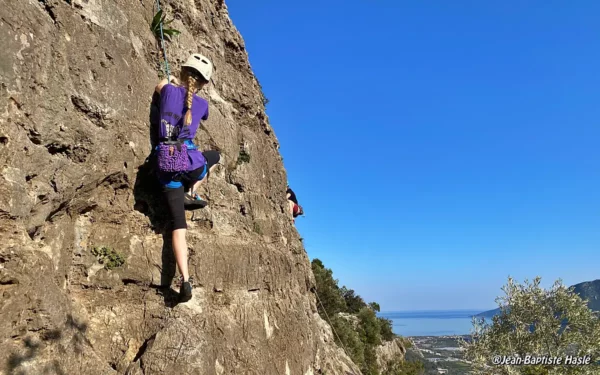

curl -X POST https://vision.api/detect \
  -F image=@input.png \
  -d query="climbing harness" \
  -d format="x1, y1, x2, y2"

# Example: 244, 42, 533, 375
155, 0, 171, 82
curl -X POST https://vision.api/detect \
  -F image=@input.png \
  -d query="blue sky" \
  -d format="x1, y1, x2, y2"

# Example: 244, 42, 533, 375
226, 0, 600, 311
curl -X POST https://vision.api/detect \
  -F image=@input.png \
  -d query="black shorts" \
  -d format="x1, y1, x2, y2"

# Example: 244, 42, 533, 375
163, 150, 220, 230
179, 150, 220, 187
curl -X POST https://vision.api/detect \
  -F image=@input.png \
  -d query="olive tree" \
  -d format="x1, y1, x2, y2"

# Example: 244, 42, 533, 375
461, 277, 600, 375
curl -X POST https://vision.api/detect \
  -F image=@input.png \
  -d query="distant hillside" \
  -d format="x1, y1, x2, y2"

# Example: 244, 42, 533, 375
474, 307, 502, 319
475, 279, 600, 318
572, 279, 600, 311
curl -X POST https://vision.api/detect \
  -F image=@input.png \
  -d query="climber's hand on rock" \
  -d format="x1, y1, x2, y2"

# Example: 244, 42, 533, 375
155, 78, 169, 94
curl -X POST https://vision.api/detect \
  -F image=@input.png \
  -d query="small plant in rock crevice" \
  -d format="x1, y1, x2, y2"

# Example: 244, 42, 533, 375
237, 149, 251, 165
150, 10, 181, 41
91, 246, 125, 270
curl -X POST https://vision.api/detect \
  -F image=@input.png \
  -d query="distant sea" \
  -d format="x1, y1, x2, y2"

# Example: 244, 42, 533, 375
379, 310, 484, 337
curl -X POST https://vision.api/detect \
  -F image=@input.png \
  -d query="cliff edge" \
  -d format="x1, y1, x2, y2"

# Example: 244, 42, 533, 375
0, 1, 359, 374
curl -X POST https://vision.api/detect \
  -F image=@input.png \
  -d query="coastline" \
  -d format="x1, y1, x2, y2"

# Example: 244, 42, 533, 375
380, 309, 481, 337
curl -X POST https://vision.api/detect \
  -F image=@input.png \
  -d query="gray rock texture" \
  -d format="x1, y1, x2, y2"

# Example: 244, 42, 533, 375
0, 1, 360, 374
375, 338, 407, 373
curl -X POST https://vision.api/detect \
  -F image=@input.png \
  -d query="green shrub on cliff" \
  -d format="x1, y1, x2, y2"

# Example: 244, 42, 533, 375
312, 259, 347, 317
382, 357, 425, 375
379, 316, 395, 341
331, 314, 366, 367
312, 258, 413, 375
342, 286, 367, 313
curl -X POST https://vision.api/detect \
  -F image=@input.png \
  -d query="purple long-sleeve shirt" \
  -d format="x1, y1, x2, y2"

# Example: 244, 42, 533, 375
159, 84, 208, 170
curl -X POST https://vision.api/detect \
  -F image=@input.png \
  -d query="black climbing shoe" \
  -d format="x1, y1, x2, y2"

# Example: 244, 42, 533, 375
184, 193, 208, 210
179, 276, 193, 302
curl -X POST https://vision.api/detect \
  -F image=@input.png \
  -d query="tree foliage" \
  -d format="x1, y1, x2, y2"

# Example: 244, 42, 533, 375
331, 315, 366, 367
341, 286, 367, 313
461, 277, 600, 375
312, 259, 347, 317
379, 316, 396, 341
370, 302, 382, 312
312, 259, 420, 374
382, 358, 424, 375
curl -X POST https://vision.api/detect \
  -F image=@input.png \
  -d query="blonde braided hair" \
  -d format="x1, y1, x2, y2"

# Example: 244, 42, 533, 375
183, 70, 198, 127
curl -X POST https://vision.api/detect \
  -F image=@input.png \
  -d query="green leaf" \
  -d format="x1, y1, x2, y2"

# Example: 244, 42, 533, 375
151, 10, 163, 32
152, 10, 163, 25
163, 28, 181, 37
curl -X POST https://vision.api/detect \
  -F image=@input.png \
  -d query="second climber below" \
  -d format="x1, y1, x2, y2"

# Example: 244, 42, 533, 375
286, 184, 304, 223
154, 53, 220, 302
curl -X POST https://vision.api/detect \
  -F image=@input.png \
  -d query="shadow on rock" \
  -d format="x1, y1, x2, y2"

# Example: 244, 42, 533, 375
156, 285, 181, 309
6, 315, 87, 375
156, 232, 180, 308
132, 92, 179, 305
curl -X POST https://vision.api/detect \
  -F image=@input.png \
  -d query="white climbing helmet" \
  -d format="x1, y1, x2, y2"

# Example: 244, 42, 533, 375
182, 53, 213, 82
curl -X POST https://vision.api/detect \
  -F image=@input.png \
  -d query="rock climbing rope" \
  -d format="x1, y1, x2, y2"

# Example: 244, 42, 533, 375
155, 0, 171, 82
314, 289, 354, 367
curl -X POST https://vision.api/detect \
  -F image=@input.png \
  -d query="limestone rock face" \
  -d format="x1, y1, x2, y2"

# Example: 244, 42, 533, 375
375, 338, 407, 373
0, 1, 359, 374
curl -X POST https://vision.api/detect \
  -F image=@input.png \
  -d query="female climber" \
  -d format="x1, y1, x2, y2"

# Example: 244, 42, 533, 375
154, 53, 220, 302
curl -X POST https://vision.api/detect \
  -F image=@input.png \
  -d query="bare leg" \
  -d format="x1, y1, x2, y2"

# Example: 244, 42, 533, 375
172, 228, 189, 281
288, 200, 295, 219
190, 163, 218, 194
